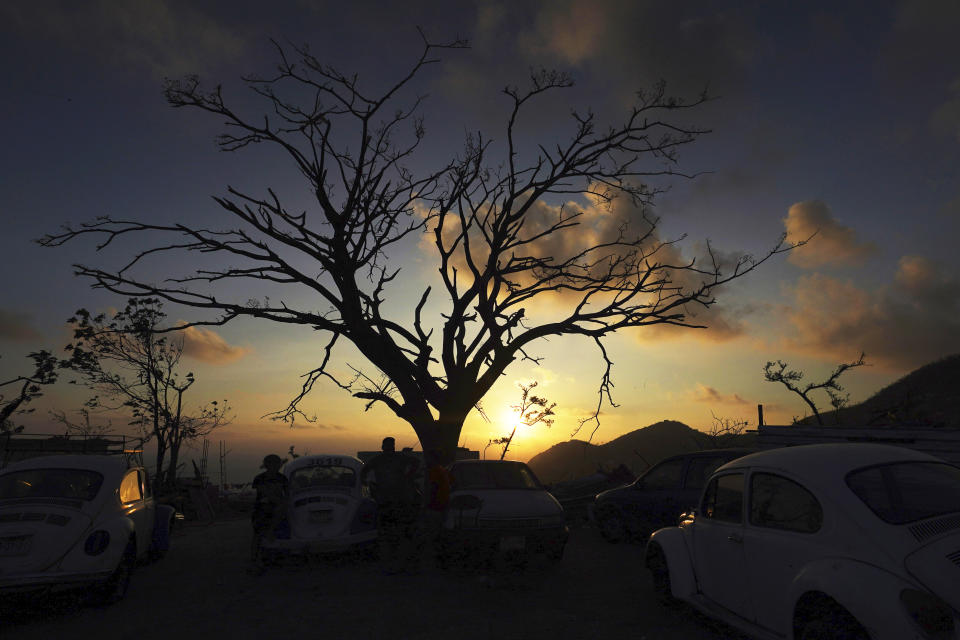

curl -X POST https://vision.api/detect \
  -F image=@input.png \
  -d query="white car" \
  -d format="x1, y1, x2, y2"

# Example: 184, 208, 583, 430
0, 453, 174, 604
439, 460, 568, 567
260, 454, 377, 555
646, 443, 960, 640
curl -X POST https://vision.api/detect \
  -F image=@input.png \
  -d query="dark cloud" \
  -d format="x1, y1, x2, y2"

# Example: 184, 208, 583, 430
689, 383, 750, 406
0, 309, 42, 342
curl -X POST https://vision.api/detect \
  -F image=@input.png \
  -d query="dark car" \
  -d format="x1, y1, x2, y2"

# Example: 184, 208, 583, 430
593, 448, 753, 543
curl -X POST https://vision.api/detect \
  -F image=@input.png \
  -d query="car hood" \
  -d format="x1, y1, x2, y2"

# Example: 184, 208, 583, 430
595, 484, 634, 503
903, 531, 960, 611
0, 503, 93, 574
450, 489, 562, 519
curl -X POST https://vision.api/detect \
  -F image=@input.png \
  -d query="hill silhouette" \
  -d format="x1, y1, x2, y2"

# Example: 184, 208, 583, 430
527, 420, 755, 485
797, 353, 960, 428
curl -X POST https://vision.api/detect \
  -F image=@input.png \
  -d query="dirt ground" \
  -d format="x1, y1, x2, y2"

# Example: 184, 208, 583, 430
2, 516, 746, 640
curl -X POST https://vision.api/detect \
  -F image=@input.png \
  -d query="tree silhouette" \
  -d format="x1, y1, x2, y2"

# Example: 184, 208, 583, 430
763, 352, 867, 425
0, 351, 59, 433
40, 32, 801, 463
488, 381, 556, 460
61, 298, 230, 488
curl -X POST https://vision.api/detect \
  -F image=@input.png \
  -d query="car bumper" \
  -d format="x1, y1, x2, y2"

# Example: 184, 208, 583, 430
0, 569, 113, 594
440, 525, 568, 555
260, 530, 377, 554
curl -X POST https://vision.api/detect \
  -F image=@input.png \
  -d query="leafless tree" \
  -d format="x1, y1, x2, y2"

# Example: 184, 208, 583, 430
50, 405, 114, 437
703, 410, 748, 448
763, 352, 867, 426
61, 298, 231, 488
40, 32, 801, 464
489, 381, 556, 460
1, 351, 58, 433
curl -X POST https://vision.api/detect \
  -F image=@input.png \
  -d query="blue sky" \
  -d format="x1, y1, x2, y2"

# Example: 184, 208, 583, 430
2, 1, 959, 481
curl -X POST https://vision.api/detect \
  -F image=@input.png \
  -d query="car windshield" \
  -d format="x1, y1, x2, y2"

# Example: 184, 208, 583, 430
289, 465, 357, 491
0, 468, 104, 501
846, 462, 960, 524
453, 462, 542, 490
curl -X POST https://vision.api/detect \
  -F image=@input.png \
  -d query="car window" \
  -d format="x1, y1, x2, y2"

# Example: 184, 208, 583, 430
846, 462, 960, 524
119, 470, 143, 503
641, 459, 685, 490
684, 457, 727, 490
290, 465, 357, 491
701, 473, 744, 523
0, 468, 103, 501
750, 472, 822, 533
452, 462, 541, 490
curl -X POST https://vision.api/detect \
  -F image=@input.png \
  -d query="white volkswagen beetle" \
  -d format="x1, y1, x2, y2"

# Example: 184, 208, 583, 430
260, 454, 377, 555
646, 443, 960, 639
0, 453, 174, 604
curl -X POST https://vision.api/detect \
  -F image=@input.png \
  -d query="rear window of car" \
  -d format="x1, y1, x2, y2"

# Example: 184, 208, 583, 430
846, 462, 960, 524
0, 468, 104, 501
290, 465, 357, 491
452, 462, 541, 490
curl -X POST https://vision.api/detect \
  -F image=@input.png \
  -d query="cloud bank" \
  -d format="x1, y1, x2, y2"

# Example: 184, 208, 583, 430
180, 326, 251, 365
784, 201, 876, 268
0, 309, 42, 342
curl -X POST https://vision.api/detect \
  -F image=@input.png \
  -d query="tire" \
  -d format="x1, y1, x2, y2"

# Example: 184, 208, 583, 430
597, 509, 626, 543
646, 544, 676, 604
796, 597, 869, 640
89, 539, 136, 606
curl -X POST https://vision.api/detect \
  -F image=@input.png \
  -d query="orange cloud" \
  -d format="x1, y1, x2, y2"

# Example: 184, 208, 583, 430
784, 201, 876, 268
522, 0, 608, 64
689, 383, 750, 406
180, 325, 251, 365
781, 262, 960, 369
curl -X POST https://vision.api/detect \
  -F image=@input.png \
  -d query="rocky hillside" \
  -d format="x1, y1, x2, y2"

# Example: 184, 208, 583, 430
527, 420, 756, 485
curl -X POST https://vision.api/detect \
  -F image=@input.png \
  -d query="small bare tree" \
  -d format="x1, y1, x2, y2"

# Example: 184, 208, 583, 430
50, 404, 114, 438
41, 32, 802, 464
488, 381, 556, 460
61, 298, 231, 488
703, 411, 748, 448
763, 352, 867, 426
1, 351, 58, 434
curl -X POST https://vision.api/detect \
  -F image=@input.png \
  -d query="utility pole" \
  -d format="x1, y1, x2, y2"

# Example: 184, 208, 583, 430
219, 440, 227, 489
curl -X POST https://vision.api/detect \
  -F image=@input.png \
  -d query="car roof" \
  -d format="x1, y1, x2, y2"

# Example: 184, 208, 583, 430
715, 443, 942, 480
0, 454, 134, 475
450, 459, 526, 465
284, 454, 364, 475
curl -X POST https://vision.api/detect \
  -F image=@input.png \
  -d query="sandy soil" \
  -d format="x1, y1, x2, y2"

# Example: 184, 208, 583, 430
2, 517, 746, 640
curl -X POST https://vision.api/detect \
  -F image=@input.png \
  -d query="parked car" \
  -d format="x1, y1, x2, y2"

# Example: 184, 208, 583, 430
594, 448, 753, 543
260, 454, 377, 555
646, 443, 960, 640
0, 453, 174, 604
438, 460, 568, 567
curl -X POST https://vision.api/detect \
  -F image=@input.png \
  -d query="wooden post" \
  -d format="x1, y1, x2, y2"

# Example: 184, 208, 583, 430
757, 404, 765, 427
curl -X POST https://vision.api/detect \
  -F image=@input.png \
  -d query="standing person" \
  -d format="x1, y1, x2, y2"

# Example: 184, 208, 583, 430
422, 448, 453, 566
249, 454, 288, 573
360, 437, 419, 574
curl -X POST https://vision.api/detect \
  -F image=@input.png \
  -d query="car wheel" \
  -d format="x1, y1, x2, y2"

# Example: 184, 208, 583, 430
646, 544, 676, 604
90, 538, 136, 606
796, 597, 869, 640
597, 509, 626, 543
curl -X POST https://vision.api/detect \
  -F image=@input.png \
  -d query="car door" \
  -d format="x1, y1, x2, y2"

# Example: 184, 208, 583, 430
742, 471, 826, 634
680, 455, 728, 515
623, 457, 686, 533
118, 468, 149, 557
692, 471, 753, 620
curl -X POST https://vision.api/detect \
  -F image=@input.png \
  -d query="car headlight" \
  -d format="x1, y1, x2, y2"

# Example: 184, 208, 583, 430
900, 588, 956, 639
84, 530, 111, 556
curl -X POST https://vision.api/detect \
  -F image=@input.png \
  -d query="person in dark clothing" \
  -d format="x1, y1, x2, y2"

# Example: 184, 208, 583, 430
250, 454, 289, 572
360, 437, 420, 573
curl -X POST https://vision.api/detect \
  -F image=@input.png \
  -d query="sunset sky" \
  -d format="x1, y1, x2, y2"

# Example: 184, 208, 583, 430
2, 1, 959, 482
